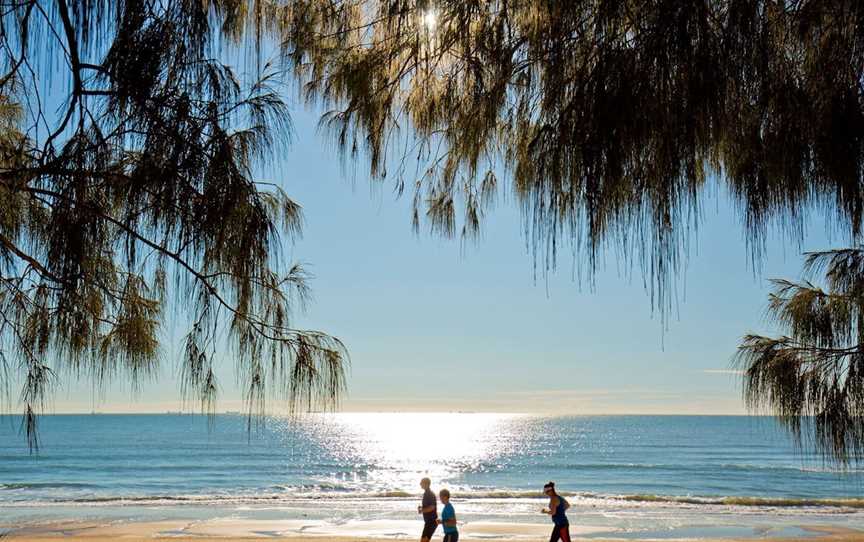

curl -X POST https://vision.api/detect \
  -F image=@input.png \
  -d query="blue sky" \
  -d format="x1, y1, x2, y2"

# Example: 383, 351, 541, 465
36, 104, 842, 415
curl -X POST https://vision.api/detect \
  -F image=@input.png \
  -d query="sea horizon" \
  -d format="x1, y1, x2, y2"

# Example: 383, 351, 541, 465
3, 411, 771, 416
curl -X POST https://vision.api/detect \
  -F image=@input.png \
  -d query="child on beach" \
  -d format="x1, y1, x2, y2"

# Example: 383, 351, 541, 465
436, 489, 458, 542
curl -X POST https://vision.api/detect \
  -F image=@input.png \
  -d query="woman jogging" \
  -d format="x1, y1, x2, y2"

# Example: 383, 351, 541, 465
541, 481, 571, 542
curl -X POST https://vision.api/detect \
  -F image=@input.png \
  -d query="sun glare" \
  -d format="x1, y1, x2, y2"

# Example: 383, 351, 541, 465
421, 9, 438, 31
316, 413, 520, 492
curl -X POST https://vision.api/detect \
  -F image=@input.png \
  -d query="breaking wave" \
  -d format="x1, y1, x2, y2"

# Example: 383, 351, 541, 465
5, 489, 864, 511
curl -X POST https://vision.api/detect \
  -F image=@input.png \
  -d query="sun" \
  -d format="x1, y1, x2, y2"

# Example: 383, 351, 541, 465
421, 9, 438, 31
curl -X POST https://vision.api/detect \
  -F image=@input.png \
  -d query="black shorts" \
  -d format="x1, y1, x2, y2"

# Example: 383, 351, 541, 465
443, 532, 459, 542
550, 524, 571, 542
421, 521, 438, 539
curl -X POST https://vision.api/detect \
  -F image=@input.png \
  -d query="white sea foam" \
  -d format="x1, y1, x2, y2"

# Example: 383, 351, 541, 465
5, 490, 864, 514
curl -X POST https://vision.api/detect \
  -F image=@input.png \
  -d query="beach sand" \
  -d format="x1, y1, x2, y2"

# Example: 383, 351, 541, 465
3, 520, 864, 541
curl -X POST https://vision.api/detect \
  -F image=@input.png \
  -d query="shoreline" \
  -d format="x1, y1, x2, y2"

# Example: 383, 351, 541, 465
5, 497, 864, 542
3, 519, 864, 541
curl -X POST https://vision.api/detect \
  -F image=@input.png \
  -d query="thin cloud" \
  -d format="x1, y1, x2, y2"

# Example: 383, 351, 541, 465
703, 369, 744, 375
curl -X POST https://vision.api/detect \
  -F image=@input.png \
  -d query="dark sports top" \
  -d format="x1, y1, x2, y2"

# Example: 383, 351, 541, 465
552, 496, 569, 526
422, 488, 438, 522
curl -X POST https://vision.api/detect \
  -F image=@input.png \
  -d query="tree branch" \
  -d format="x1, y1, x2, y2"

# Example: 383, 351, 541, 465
42, 0, 83, 153
0, 231, 65, 285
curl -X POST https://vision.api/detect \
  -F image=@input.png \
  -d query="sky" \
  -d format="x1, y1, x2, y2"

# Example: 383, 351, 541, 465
3, 16, 847, 417
20, 99, 845, 416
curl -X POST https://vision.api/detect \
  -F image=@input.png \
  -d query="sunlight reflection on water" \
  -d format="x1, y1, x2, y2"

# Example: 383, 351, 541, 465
292, 413, 530, 493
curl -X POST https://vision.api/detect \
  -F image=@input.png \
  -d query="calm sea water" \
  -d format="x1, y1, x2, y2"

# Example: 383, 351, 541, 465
2, 414, 864, 537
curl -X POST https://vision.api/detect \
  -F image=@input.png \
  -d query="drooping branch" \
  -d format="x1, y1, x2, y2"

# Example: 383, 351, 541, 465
0, 0, 348, 450
274, 0, 864, 322
737, 247, 864, 464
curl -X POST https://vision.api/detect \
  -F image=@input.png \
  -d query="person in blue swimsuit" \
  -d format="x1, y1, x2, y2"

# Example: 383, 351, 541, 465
541, 481, 571, 542
436, 488, 458, 542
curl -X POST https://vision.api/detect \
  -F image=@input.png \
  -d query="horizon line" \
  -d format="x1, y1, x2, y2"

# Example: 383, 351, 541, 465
0, 410, 770, 417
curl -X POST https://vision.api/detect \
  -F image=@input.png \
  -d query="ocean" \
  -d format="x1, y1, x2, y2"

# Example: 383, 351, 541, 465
2, 413, 863, 539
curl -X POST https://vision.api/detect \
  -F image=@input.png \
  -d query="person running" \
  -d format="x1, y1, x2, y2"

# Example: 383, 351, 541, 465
436, 488, 458, 542
541, 481, 571, 542
417, 477, 438, 542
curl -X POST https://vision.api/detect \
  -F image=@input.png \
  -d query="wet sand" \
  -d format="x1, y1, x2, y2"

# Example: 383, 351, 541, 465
3, 519, 863, 541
